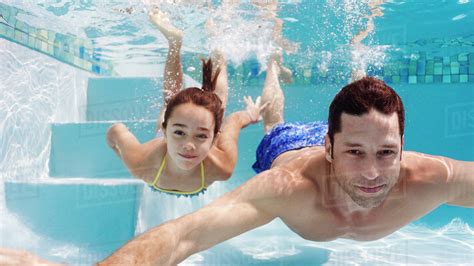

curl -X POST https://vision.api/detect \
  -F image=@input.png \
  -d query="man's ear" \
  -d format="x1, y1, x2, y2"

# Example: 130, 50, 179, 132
325, 134, 332, 163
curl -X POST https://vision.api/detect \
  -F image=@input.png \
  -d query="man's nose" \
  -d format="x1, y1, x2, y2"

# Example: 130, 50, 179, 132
362, 157, 379, 180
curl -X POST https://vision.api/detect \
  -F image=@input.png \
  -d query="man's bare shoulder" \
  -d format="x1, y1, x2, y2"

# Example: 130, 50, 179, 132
214, 147, 327, 219
262, 146, 327, 195
258, 166, 320, 193
401, 151, 451, 184
231, 168, 319, 220
395, 151, 462, 209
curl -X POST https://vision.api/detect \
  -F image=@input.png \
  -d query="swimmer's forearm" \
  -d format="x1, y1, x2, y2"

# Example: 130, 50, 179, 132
98, 222, 183, 265
226, 110, 255, 128
214, 111, 254, 167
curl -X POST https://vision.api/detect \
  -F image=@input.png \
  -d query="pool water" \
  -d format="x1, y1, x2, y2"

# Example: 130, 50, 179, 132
1, 0, 474, 265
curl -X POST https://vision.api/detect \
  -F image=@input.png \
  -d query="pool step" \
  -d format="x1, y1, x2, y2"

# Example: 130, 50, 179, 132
49, 121, 155, 178
86, 76, 200, 121
4, 179, 143, 253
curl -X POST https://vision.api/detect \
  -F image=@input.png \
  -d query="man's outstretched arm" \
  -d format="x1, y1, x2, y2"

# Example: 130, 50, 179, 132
98, 169, 288, 265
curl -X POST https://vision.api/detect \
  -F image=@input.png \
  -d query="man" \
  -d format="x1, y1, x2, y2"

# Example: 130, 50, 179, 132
97, 57, 474, 265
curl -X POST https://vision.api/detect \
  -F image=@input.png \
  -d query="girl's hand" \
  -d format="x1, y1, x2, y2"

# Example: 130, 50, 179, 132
243, 96, 268, 124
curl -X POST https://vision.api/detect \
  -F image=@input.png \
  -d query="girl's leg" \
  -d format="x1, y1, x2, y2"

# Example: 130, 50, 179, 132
205, 17, 229, 108
149, 9, 184, 130
209, 49, 229, 108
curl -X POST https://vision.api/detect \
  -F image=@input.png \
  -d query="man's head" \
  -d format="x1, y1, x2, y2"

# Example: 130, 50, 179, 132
327, 77, 405, 148
325, 77, 405, 208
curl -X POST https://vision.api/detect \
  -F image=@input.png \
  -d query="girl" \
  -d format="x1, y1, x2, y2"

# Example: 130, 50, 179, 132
106, 9, 266, 196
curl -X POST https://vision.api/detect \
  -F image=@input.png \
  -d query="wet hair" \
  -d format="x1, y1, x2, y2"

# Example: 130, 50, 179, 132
327, 77, 405, 149
162, 58, 224, 136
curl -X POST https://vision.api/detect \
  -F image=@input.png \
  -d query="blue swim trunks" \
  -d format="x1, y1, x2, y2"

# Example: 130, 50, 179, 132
252, 121, 328, 173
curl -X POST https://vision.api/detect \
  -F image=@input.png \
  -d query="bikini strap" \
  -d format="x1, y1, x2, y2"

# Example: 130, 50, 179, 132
149, 154, 166, 187
149, 154, 207, 193
200, 161, 206, 188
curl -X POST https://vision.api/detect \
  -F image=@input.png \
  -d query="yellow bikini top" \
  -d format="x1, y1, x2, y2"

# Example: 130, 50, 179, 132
148, 154, 207, 196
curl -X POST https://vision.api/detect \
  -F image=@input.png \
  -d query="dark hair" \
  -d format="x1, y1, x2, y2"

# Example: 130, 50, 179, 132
328, 77, 405, 146
162, 58, 224, 136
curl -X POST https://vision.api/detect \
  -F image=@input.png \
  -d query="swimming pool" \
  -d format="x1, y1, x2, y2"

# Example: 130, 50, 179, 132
1, 0, 473, 265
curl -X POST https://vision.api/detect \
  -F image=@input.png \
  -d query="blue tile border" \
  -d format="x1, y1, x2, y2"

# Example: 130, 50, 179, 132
184, 48, 474, 86
0, 2, 115, 76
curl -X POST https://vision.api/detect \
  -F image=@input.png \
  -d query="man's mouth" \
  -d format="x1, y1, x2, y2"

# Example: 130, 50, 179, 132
357, 184, 386, 194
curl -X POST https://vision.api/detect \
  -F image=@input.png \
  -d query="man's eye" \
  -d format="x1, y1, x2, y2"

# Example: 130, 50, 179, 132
347, 150, 364, 157
378, 150, 395, 157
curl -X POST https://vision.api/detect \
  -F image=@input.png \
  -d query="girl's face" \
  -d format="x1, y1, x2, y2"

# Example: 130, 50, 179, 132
164, 102, 216, 170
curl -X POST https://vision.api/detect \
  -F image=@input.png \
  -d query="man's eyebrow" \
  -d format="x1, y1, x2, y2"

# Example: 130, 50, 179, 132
342, 142, 399, 149
381, 143, 399, 149
342, 142, 362, 147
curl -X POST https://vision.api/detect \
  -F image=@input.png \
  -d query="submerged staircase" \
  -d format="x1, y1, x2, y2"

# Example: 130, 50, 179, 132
4, 76, 178, 260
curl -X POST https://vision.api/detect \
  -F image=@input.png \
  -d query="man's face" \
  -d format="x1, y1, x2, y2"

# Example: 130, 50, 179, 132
326, 109, 402, 208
